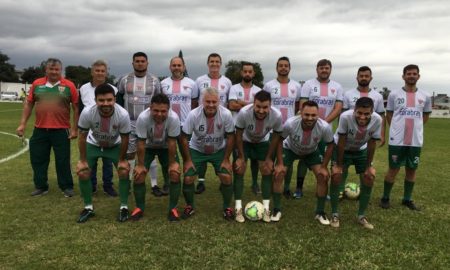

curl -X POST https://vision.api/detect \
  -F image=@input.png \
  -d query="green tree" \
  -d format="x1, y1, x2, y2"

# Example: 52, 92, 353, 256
380, 87, 391, 100
0, 51, 19, 82
65, 65, 91, 88
21, 61, 46, 83
224, 60, 264, 88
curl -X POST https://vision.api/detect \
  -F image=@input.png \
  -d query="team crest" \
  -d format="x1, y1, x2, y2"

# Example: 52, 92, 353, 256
314, 137, 319, 142
217, 123, 223, 129
112, 125, 118, 130
331, 89, 335, 94
221, 85, 225, 90
290, 89, 295, 95
392, 155, 398, 162
58, 86, 65, 93
418, 99, 424, 104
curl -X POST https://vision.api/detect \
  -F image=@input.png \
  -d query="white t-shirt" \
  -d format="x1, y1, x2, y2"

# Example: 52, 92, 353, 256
228, 83, 262, 122
78, 104, 131, 147
182, 105, 235, 154
334, 110, 382, 151
195, 74, 232, 106
282, 117, 333, 156
135, 108, 180, 149
386, 88, 431, 147
343, 88, 385, 115
79, 82, 118, 108
301, 78, 344, 120
161, 77, 199, 125
235, 104, 283, 143
263, 79, 302, 124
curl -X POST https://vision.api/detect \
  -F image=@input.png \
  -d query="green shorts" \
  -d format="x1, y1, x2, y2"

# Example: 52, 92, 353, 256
332, 147, 368, 174
185, 148, 230, 176
144, 148, 179, 169
243, 141, 270, 161
282, 148, 323, 168
86, 143, 120, 168
388, 145, 421, 169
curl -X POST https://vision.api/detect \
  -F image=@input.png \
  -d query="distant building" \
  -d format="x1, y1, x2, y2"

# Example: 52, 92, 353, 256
432, 94, 449, 109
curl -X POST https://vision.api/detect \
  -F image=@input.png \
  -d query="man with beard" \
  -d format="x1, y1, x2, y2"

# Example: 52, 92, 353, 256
330, 97, 382, 229
380, 64, 431, 211
228, 61, 262, 194
117, 52, 162, 196
76, 84, 131, 223
131, 94, 182, 221
194, 53, 232, 194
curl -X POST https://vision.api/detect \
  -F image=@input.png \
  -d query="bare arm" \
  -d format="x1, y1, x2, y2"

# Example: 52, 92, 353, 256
336, 134, 346, 167
423, 112, 430, 124
119, 134, 129, 162
136, 139, 146, 166
235, 129, 245, 159
223, 133, 235, 160
168, 137, 177, 165
78, 131, 88, 161
379, 114, 386, 147
191, 98, 199, 109
16, 101, 34, 137
366, 138, 377, 167
322, 143, 334, 168
69, 103, 79, 139
228, 100, 247, 112
386, 111, 393, 126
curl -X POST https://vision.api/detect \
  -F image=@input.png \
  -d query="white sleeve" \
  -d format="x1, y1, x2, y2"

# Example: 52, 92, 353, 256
77, 109, 91, 131
135, 114, 147, 139
182, 111, 194, 135
224, 110, 235, 133
375, 95, 385, 114
336, 115, 348, 135
235, 110, 245, 129
191, 81, 199, 99
336, 84, 344, 102
323, 123, 334, 143
372, 117, 382, 140
120, 112, 132, 134
296, 83, 302, 101
168, 116, 181, 138
386, 92, 395, 111
228, 86, 238, 101
300, 81, 311, 99
343, 92, 350, 110
281, 118, 292, 139
424, 94, 432, 113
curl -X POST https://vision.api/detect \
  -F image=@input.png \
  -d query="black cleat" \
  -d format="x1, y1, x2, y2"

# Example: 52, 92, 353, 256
380, 198, 390, 209
117, 208, 129, 222
223, 207, 234, 221
130, 208, 144, 221
161, 184, 169, 196
77, 208, 95, 223
152, 185, 163, 197
195, 182, 205, 194
402, 200, 421, 211
181, 205, 195, 220
283, 190, 292, 199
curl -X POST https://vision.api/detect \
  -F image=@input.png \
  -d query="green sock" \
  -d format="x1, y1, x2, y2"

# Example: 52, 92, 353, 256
383, 180, 394, 199
169, 181, 181, 210
284, 165, 293, 192
296, 161, 307, 190
220, 183, 233, 209
330, 183, 340, 214
338, 171, 348, 193
79, 179, 92, 206
261, 175, 272, 200
133, 183, 146, 211
273, 192, 282, 210
316, 196, 326, 214
250, 159, 259, 187
119, 178, 130, 208
358, 183, 372, 216
403, 179, 415, 201
233, 174, 244, 200
183, 183, 195, 207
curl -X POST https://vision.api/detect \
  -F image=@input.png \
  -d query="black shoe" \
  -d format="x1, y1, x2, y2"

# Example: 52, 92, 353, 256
402, 200, 421, 211
380, 198, 390, 209
77, 208, 95, 223
152, 185, 163, 197
182, 205, 195, 220
130, 208, 144, 221
195, 182, 205, 194
103, 186, 118, 197
117, 208, 129, 222
31, 189, 48, 196
283, 190, 292, 199
161, 184, 169, 196
92, 185, 98, 194
251, 184, 261, 195
168, 208, 180, 222
223, 207, 234, 221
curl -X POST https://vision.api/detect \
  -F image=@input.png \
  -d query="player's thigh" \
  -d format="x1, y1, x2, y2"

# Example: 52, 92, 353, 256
405, 147, 421, 169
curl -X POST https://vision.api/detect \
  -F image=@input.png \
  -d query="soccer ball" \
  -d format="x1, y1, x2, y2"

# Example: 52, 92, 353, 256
344, 182, 360, 199
244, 201, 264, 221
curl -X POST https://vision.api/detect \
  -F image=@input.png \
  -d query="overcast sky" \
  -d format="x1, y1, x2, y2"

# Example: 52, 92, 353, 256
1, 0, 449, 94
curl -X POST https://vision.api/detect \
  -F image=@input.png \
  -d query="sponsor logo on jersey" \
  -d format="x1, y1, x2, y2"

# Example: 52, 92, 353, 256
399, 107, 421, 118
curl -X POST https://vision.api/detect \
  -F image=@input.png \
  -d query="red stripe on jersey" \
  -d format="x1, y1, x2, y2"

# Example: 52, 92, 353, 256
280, 83, 288, 97
211, 79, 219, 89
100, 117, 110, 132
154, 122, 164, 139
244, 87, 251, 102
319, 107, 326, 120
406, 92, 416, 107
207, 117, 215, 134
403, 92, 416, 145
172, 80, 181, 94
172, 104, 181, 117
301, 130, 312, 145
320, 83, 328, 97
360, 92, 369, 97
255, 119, 264, 135
280, 108, 288, 124
355, 125, 367, 140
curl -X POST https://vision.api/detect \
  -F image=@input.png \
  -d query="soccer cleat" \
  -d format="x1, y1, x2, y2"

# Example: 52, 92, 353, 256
162, 184, 169, 196
251, 184, 261, 195
92, 185, 98, 194
358, 216, 374, 230
262, 209, 271, 223
151, 185, 163, 197
293, 189, 303, 199
31, 189, 48, 196
283, 189, 292, 199
77, 208, 95, 223
130, 208, 144, 221
117, 208, 129, 222
103, 186, 118, 197
330, 214, 340, 228
402, 200, 421, 211
195, 182, 205, 194
182, 205, 195, 220
223, 207, 234, 221
380, 198, 390, 209
235, 208, 245, 223
315, 212, 330, 225
270, 208, 282, 222
63, 189, 74, 198
168, 208, 180, 222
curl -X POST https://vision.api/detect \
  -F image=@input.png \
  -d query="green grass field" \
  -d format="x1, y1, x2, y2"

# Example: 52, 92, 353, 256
0, 102, 449, 269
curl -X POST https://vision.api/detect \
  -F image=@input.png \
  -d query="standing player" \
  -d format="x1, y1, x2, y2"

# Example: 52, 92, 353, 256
131, 94, 182, 221
330, 97, 382, 229
228, 61, 262, 194
380, 64, 431, 211
117, 52, 163, 196
179, 87, 235, 220
294, 59, 343, 199
76, 84, 131, 223
234, 91, 282, 222
263, 56, 302, 198
194, 53, 232, 194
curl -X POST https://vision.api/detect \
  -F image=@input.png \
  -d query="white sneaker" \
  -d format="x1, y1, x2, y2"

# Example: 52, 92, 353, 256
270, 209, 282, 222
235, 208, 245, 223
263, 209, 271, 223
330, 214, 340, 228
358, 216, 374, 230
315, 213, 330, 225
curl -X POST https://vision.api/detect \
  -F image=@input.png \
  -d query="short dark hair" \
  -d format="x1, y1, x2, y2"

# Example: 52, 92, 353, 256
355, 97, 374, 110
151, 93, 170, 107
317, 59, 332, 68
95, 83, 115, 97
207, 53, 222, 63
357, 66, 372, 75
133, 52, 148, 61
403, 64, 419, 75
276, 56, 290, 68
302, 100, 319, 109
240, 61, 254, 70
254, 90, 271, 103
170, 56, 185, 65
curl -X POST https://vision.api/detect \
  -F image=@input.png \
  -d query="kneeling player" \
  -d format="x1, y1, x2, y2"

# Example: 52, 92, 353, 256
330, 97, 382, 229
76, 84, 131, 223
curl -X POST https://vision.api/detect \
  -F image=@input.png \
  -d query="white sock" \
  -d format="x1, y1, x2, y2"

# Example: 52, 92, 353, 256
150, 160, 158, 187
235, 200, 242, 210
85, 205, 93, 210
198, 178, 205, 182
263, 200, 270, 211
128, 159, 136, 180
120, 205, 128, 209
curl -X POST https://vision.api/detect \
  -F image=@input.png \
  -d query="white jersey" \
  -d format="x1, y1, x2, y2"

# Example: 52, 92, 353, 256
386, 88, 431, 147
343, 88, 385, 115
182, 105, 235, 154
79, 82, 118, 108
235, 104, 283, 143
301, 78, 344, 120
196, 74, 232, 106
263, 79, 301, 124
282, 117, 333, 156
78, 104, 131, 147
334, 110, 382, 151
228, 83, 262, 122
161, 77, 199, 125
135, 108, 180, 149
